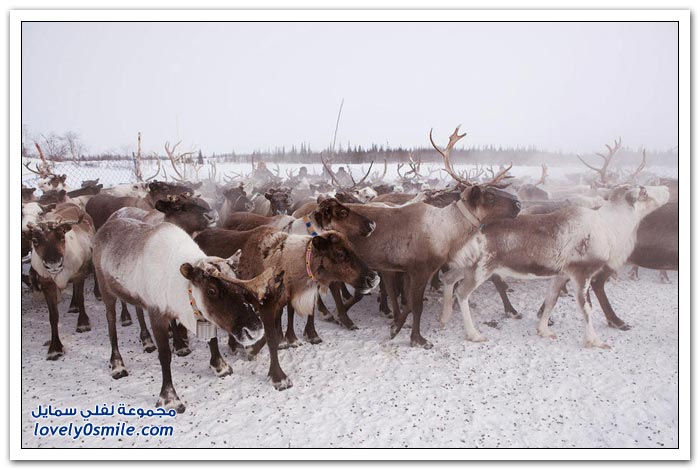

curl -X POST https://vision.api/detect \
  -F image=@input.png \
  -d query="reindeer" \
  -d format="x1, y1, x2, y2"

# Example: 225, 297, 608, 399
26, 203, 95, 360
301, 127, 520, 347
23, 143, 68, 192
109, 194, 220, 354
216, 185, 254, 224
627, 202, 678, 285
22, 187, 37, 203
93, 218, 280, 412
195, 227, 378, 390
439, 184, 669, 348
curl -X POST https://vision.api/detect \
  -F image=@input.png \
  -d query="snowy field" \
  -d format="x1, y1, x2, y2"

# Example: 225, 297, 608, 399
21, 268, 678, 448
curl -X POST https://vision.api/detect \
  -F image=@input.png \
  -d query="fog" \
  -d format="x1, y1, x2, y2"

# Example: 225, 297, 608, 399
21, 21, 678, 155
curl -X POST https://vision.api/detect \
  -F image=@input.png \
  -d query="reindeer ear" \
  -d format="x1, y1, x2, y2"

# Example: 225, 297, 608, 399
226, 250, 242, 271
58, 190, 67, 199
60, 175, 67, 183
155, 200, 172, 213
180, 263, 196, 280
264, 191, 273, 200
56, 223, 74, 235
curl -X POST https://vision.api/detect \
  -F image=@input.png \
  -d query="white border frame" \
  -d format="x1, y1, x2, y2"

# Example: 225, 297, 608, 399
9, 9, 690, 460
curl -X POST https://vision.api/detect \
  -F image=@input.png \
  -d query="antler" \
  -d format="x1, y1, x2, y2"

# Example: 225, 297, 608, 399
22, 161, 43, 176
347, 162, 374, 189
286, 168, 297, 179
626, 149, 647, 183
370, 158, 388, 182
536, 163, 548, 186
164, 141, 196, 182
321, 152, 343, 188
489, 163, 514, 187
429, 126, 469, 185
577, 137, 622, 185
145, 157, 162, 181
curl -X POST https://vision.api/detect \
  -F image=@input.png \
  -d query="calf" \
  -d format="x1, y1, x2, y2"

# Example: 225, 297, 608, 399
27, 203, 95, 359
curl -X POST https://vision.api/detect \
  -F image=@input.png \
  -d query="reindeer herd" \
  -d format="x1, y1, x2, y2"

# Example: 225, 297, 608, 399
20, 128, 678, 413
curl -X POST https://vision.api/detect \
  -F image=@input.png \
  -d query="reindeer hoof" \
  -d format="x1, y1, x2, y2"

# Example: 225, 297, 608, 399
278, 340, 290, 350
46, 350, 64, 361
507, 311, 522, 320
585, 339, 610, 349
272, 377, 293, 391
537, 329, 557, 340
608, 321, 631, 331
211, 363, 233, 378
389, 325, 401, 339
305, 335, 322, 345
287, 339, 302, 348
411, 338, 433, 349
156, 396, 185, 414
111, 366, 128, 379
142, 338, 156, 353
68, 306, 79, 314
466, 334, 488, 343
76, 323, 91, 333
174, 346, 191, 357
121, 319, 133, 327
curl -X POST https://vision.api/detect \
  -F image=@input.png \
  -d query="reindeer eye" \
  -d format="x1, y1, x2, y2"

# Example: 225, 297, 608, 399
207, 287, 218, 298
335, 250, 347, 261
32, 238, 39, 246
338, 210, 348, 218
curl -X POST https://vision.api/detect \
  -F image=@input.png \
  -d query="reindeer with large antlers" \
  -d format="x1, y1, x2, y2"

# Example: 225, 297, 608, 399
23, 143, 68, 192
164, 141, 198, 183
577, 137, 622, 185
297, 126, 521, 346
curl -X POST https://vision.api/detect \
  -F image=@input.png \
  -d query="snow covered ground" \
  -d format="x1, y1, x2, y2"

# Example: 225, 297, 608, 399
20, 267, 678, 448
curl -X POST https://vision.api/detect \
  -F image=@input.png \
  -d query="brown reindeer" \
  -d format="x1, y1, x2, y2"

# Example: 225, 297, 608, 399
195, 227, 378, 390
27, 203, 95, 360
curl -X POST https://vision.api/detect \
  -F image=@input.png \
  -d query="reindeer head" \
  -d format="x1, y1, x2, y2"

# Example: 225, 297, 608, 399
38, 174, 68, 192
27, 218, 81, 275
179, 257, 283, 346
155, 193, 218, 233
352, 186, 378, 203
308, 231, 379, 292
459, 184, 521, 225
264, 187, 293, 215
609, 185, 669, 220
223, 186, 254, 212
147, 180, 195, 201
314, 197, 375, 237
21, 187, 36, 203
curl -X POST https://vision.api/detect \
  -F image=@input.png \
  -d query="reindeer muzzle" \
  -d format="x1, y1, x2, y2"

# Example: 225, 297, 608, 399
204, 210, 219, 227
43, 260, 64, 275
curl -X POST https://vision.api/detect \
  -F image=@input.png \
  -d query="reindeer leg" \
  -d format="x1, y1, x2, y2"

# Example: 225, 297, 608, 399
491, 275, 520, 319
385, 273, 406, 335
340, 283, 353, 301
285, 304, 302, 347
303, 311, 322, 344
208, 337, 232, 377
378, 275, 392, 318
571, 273, 609, 349
262, 305, 292, 390
135, 306, 156, 353
171, 320, 191, 357
454, 270, 487, 343
591, 267, 631, 330
439, 267, 464, 328
72, 276, 91, 332
277, 306, 289, 349
628, 265, 640, 281
103, 290, 127, 378
408, 274, 432, 349
330, 283, 358, 331
43, 282, 65, 360
68, 282, 79, 314
120, 301, 133, 327
659, 270, 671, 284
537, 275, 568, 339
150, 311, 186, 413
316, 295, 333, 321
93, 270, 102, 301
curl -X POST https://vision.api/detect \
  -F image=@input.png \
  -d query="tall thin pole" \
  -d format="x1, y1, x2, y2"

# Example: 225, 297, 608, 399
331, 98, 344, 154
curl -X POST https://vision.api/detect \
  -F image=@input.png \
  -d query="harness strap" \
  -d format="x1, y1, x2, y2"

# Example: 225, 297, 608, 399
456, 200, 485, 231
303, 215, 319, 237
305, 239, 317, 282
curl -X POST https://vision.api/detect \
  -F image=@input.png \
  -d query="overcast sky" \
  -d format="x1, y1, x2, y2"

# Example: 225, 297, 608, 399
22, 21, 678, 155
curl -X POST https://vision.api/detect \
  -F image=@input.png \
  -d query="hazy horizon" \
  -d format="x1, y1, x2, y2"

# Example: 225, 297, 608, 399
22, 21, 678, 156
